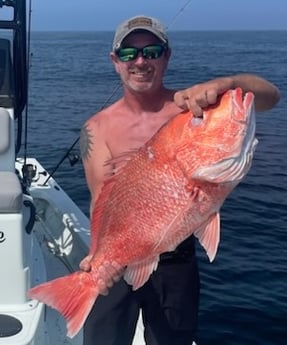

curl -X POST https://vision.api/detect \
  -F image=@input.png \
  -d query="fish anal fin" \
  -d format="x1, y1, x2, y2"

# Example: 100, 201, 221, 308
124, 256, 160, 290
194, 213, 220, 262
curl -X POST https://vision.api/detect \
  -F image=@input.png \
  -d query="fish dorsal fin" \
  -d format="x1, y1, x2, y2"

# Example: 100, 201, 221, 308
104, 148, 139, 176
194, 212, 220, 262
124, 256, 160, 290
89, 178, 116, 256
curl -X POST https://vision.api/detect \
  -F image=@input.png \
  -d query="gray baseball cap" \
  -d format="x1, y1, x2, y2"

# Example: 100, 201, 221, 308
112, 15, 168, 51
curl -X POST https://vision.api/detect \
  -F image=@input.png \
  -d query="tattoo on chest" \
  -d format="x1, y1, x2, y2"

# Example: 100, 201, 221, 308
80, 124, 93, 160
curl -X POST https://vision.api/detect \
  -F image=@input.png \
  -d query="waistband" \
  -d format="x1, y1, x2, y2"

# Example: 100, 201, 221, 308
160, 236, 195, 262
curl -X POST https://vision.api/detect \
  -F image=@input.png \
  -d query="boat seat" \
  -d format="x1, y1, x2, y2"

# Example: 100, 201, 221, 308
0, 171, 22, 213
0, 170, 24, 304
0, 107, 10, 155
0, 107, 14, 171
0, 39, 15, 171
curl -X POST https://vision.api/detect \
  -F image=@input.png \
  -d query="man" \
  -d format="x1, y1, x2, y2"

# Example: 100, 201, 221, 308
79, 15, 280, 345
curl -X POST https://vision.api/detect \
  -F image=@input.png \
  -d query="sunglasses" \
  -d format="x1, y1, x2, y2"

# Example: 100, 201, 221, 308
116, 44, 168, 62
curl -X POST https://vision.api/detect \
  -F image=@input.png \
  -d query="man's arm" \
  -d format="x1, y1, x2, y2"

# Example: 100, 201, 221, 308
80, 116, 112, 216
174, 73, 280, 117
79, 116, 124, 287
79, 116, 112, 271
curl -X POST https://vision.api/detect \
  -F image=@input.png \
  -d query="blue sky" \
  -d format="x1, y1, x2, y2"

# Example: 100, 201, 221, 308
29, 0, 287, 31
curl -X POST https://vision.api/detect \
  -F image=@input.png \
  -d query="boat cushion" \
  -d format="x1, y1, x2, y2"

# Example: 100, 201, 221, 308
0, 108, 10, 154
0, 172, 22, 213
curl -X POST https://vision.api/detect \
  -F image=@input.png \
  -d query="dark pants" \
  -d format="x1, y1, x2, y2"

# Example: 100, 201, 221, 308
83, 237, 199, 345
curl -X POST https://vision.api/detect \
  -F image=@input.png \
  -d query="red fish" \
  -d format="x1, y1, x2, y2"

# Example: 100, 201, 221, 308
28, 87, 257, 338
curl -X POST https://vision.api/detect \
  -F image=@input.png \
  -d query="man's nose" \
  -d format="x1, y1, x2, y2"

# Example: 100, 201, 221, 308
134, 53, 147, 64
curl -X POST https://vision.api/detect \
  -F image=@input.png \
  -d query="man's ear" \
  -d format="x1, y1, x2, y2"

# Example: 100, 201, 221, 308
110, 52, 120, 74
165, 47, 171, 59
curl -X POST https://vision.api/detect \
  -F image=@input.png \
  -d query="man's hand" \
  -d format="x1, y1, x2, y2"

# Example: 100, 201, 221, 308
174, 77, 233, 117
80, 256, 124, 296
80, 254, 93, 272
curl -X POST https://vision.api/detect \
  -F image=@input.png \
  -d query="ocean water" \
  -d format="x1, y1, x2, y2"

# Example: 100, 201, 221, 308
24, 31, 286, 344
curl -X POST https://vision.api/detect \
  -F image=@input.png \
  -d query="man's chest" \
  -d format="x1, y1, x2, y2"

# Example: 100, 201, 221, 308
107, 115, 170, 157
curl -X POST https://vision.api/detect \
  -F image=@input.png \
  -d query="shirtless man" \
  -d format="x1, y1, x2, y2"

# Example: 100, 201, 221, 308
79, 15, 280, 345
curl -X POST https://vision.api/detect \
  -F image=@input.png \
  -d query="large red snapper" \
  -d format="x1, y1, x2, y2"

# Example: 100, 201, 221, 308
28, 87, 258, 338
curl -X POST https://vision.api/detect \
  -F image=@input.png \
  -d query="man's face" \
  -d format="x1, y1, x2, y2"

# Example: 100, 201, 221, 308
111, 31, 171, 94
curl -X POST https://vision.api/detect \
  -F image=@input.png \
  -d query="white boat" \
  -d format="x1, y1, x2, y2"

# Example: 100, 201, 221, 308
0, 1, 148, 344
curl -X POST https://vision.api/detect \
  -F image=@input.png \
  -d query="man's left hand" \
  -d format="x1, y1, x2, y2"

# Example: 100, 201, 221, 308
174, 77, 233, 117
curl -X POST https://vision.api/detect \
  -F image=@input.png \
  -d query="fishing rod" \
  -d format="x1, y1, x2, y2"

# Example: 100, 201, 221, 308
167, 0, 192, 30
41, 0, 193, 186
21, 0, 33, 191
42, 83, 121, 185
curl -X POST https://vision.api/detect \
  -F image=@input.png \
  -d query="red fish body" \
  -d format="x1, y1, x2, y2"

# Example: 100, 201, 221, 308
28, 87, 257, 338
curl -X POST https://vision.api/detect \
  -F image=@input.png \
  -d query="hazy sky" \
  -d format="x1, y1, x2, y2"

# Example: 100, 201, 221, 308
30, 0, 286, 31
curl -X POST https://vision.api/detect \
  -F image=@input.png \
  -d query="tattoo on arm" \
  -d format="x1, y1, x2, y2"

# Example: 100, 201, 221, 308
80, 124, 93, 160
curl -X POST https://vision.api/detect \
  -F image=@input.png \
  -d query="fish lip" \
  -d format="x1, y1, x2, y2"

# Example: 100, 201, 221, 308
230, 90, 257, 156
224, 90, 257, 180
224, 91, 258, 181
241, 92, 257, 159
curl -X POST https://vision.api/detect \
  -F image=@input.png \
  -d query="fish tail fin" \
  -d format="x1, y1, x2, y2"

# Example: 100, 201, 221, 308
28, 271, 98, 338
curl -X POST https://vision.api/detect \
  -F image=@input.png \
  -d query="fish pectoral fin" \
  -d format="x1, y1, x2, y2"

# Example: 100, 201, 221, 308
124, 256, 160, 290
194, 212, 220, 262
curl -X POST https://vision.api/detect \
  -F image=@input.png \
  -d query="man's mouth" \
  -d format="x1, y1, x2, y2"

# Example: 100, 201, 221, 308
130, 68, 153, 77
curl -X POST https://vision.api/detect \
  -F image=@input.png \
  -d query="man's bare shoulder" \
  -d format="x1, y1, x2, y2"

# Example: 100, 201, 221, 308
80, 102, 122, 161
84, 101, 125, 135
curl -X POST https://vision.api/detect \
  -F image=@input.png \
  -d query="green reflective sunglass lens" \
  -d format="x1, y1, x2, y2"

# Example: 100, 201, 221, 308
117, 45, 166, 62
142, 46, 164, 59
118, 48, 138, 62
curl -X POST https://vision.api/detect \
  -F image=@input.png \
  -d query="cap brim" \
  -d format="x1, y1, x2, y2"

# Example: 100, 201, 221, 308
114, 27, 167, 50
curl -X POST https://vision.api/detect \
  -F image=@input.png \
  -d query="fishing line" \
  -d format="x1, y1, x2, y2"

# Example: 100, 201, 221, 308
41, 1, 193, 184
21, 0, 33, 190
167, 0, 192, 30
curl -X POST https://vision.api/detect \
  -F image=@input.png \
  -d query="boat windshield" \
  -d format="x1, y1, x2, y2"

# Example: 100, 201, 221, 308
0, 0, 27, 118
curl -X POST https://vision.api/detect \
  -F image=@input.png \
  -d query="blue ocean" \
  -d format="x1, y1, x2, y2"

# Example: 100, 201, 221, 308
24, 31, 287, 344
